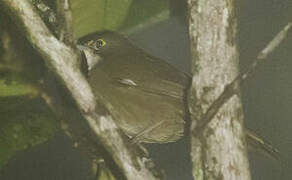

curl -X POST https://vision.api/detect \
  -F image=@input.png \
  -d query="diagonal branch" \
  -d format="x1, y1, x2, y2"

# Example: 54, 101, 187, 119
1, 0, 159, 179
194, 22, 292, 134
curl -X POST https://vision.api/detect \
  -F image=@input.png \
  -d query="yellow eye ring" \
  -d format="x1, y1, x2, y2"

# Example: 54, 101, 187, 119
95, 39, 106, 49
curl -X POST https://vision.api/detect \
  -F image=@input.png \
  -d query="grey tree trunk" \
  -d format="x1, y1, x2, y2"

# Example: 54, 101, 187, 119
187, 0, 251, 179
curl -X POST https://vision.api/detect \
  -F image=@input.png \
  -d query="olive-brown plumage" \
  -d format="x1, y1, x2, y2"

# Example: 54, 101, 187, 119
78, 31, 190, 143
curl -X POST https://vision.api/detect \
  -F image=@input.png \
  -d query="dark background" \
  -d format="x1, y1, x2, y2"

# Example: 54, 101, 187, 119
1, 0, 292, 179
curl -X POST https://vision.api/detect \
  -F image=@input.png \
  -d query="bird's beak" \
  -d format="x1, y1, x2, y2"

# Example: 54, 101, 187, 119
77, 45, 102, 71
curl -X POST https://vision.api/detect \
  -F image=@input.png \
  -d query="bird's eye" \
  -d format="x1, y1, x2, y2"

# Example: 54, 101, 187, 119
95, 39, 106, 49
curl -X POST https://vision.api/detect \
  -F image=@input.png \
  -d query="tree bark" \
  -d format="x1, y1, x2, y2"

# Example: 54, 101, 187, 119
187, 0, 251, 179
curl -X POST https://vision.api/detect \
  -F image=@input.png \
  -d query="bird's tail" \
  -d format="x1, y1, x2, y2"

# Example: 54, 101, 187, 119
246, 128, 280, 161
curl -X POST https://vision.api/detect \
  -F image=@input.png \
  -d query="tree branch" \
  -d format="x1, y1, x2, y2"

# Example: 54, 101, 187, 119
32, 0, 58, 35
56, 0, 75, 45
194, 22, 292, 141
187, 0, 251, 179
1, 0, 159, 179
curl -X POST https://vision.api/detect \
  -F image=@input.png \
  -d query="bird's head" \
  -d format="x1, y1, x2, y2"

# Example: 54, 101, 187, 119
77, 31, 135, 70
78, 31, 133, 57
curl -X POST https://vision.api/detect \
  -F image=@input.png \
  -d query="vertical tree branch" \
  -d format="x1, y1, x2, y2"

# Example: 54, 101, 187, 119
56, 0, 75, 45
187, 0, 251, 180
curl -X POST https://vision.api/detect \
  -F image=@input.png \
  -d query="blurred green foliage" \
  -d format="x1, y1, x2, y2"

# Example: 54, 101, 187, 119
121, 0, 169, 32
72, 0, 168, 38
0, 79, 38, 97
0, 97, 59, 168
72, 0, 133, 38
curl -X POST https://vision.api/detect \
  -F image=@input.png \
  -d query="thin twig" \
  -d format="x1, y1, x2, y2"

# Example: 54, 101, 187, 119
194, 22, 292, 134
56, 0, 75, 46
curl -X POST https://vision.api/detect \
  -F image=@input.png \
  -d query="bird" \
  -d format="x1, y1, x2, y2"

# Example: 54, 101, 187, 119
77, 31, 280, 159
77, 31, 191, 143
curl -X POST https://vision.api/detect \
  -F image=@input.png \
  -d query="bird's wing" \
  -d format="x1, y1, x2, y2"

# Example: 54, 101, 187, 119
107, 53, 190, 100
88, 55, 189, 143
